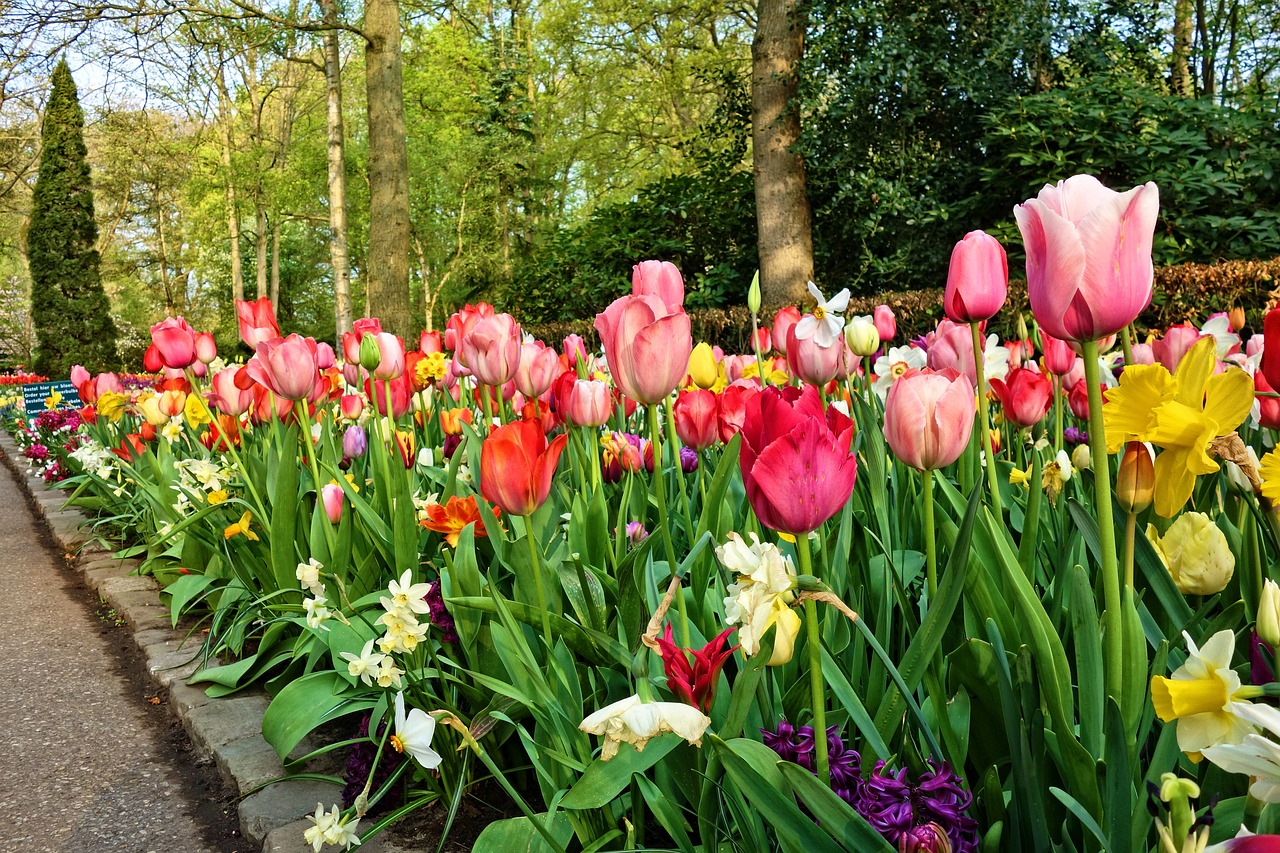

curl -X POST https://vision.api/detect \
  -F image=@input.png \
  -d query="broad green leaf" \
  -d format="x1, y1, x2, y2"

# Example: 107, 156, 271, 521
560, 737, 681, 810
261, 671, 376, 760
779, 763, 895, 852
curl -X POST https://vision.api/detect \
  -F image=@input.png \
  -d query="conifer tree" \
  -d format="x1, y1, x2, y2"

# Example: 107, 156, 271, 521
27, 59, 118, 376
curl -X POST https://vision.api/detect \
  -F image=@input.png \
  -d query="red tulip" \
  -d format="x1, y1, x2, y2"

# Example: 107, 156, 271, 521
883, 368, 975, 471
594, 294, 692, 406
990, 367, 1052, 428
739, 385, 858, 534
654, 624, 737, 713
235, 297, 281, 350
247, 334, 320, 401
785, 324, 842, 386
1015, 175, 1159, 342
1067, 381, 1093, 420
1260, 309, 1280, 393
460, 313, 521, 387
321, 483, 343, 524
874, 304, 896, 343
365, 374, 413, 419
752, 326, 772, 354
480, 419, 569, 516
944, 230, 1008, 323
771, 306, 802, 355
632, 260, 685, 311
113, 433, 148, 462
1153, 324, 1205, 372
567, 379, 613, 427
150, 317, 197, 370
1040, 330, 1075, 375
1006, 338, 1035, 369
673, 389, 718, 451
516, 342, 561, 399
1257, 371, 1280, 430
717, 382, 759, 443
194, 332, 217, 364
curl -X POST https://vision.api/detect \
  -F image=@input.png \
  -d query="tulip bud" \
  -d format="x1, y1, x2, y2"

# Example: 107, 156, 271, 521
1116, 441, 1154, 514
342, 424, 368, 458
1071, 443, 1090, 472
359, 333, 382, 371
1259, 580, 1280, 647
1230, 306, 1246, 332
843, 315, 880, 357
747, 270, 761, 314
194, 332, 217, 364
688, 342, 718, 390
1147, 512, 1235, 596
321, 483, 344, 524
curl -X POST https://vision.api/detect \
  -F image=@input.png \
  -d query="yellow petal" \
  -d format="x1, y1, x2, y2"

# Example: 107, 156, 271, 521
1148, 402, 1220, 467
1151, 673, 1229, 719
1172, 337, 1217, 407
1102, 364, 1176, 453
1261, 449, 1280, 503
1203, 367, 1254, 436
1153, 448, 1200, 518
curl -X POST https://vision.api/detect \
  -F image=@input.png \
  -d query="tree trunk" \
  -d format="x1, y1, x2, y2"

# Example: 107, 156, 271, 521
364, 0, 413, 335
270, 217, 281, 311
751, 0, 814, 308
1172, 0, 1193, 94
320, 0, 353, 337
255, 205, 268, 300
1196, 0, 1215, 99
215, 58, 245, 303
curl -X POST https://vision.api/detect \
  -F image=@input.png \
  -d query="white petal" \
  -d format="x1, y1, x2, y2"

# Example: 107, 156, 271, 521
793, 315, 818, 341
806, 281, 823, 303
825, 288, 851, 313
580, 695, 642, 733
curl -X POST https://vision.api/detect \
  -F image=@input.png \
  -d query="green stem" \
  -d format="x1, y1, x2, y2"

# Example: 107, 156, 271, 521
647, 405, 679, 559
1120, 325, 1135, 368
1053, 374, 1064, 453
1082, 339, 1123, 704
970, 322, 1003, 516
522, 514, 553, 648
1124, 512, 1137, 592
296, 404, 338, 555
797, 534, 828, 786
184, 369, 268, 521
664, 395, 697, 543
923, 468, 937, 603
480, 383, 493, 438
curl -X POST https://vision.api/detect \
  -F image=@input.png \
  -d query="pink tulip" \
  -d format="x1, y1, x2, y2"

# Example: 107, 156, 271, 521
150, 317, 198, 370
1040, 330, 1076, 375
567, 379, 613, 427
944, 231, 1008, 323
874, 304, 896, 342
1014, 175, 1159, 342
372, 332, 406, 381
316, 342, 336, 370
208, 367, 252, 417
236, 297, 281, 350
445, 303, 494, 358
460, 314, 521, 387
516, 343, 561, 399
772, 306, 802, 355
321, 483, 343, 524
739, 384, 858, 534
562, 334, 587, 367
247, 334, 320, 401
717, 381, 760, 443
925, 319, 976, 386
364, 374, 412, 419
883, 368, 976, 471
1062, 357, 1086, 391
70, 364, 90, 388
786, 324, 842, 386
1128, 343, 1155, 366
594, 294, 692, 406
1068, 382, 1093, 420
632, 260, 685, 311
752, 327, 772, 354
990, 367, 1052, 428
194, 332, 217, 364
420, 330, 443, 354
340, 394, 364, 420
1152, 324, 1205, 373
674, 389, 718, 451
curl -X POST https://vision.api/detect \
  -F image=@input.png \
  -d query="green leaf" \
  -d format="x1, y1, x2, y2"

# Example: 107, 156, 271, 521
779, 763, 895, 852
163, 573, 217, 627
560, 737, 681, 810
470, 814, 574, 853
261, 671, 376, 760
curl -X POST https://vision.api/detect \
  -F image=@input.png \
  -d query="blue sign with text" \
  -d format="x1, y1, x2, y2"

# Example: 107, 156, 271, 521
21, 380, 79, 413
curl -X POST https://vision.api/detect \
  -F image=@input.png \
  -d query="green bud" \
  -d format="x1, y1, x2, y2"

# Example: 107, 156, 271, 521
359, 334, 382, 371
747, 270, 761, 314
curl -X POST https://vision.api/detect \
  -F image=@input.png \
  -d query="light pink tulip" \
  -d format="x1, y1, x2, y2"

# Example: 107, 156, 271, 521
883, 368, 976, 471
1128, 343, 1155, 366
372, 332, 406, 381
208, 367, 252, 416
150, 317, 197, 370
1152, 324, 1205, 373
515, 343, 561, 399
632, 260, 685, 311
567, 379, 613, 427
925, 319, 976, 386
1062, 357, 1085, 391
194, 332, 217, 364
316, 342, 336, 370
460, 314, 521, 387
321, 483, 343, 524
786, 324, 843, 386
594, 294, 692, 405
1015, 175, 1159, 342
944, 231, 1008, 323
247, 335, 320, 401
771, 306, 802, 355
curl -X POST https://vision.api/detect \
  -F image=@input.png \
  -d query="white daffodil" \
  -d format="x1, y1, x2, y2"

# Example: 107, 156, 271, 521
1202, 702, 1280, 803
716, 532, 795, 593
793, 281, 851, 348
873, 345, 927, 399
579, 694, 712, 760
304, 596, 332, 631
982, 333, 1012, 386
717, 532, 800, 663
296, 558, 325, 597
1151, 629, 1263, 756
392, 692, 442, 769
1201, 313, 1241, 360
338, 639, 386, 687
303, 803, 361, 851
382, 569, 432, 617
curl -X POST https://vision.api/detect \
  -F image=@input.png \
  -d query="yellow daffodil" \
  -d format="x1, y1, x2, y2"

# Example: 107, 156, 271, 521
1259, 449, 1280, 504
414, 351, 447, 386
207, 489, 228, 505
1150, 629, 1262, 757
44, 389, 62, 409
741, 361, 788, 387
95, 391, 128, 422
224, 510, 259, 541
1008, 467, 1031, 489
1102, 338, 1252, 517
184, 393, 212, 428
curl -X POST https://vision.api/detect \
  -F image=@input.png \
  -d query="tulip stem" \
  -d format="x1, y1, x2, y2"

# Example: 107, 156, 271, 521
923, 468, 937, 604
648, 403, 689, 647
796, 534, 829, 787
970, 322, 1003, 517
1018, 448, 1043, 582
1053, 375, 1063, 453
1082, 339, 1124, 704
1124, 511, 1136, 591
1120, 325, 1135, 368
664, 396, 697, 546
480, 383, 493, 437
184, 369, 268, 521
522, 514, 553, 648
297, 405, 338, 555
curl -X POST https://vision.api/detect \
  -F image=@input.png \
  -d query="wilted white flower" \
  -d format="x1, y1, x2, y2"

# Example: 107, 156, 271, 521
579, 695, 711, 760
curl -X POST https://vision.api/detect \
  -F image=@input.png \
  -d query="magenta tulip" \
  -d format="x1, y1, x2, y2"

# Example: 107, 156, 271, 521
739, 385, 858, 535
883, 368, 976, 471
247, 334, 320, 401
944, 230, 1008, 323
594, 293, 692, 405
632, 260, 685, 310
786, 324, 843, 386
1040, 330, 1076, 375
460, 313, 521, 387
1015, 175, 1159, 342
150, 317, 198, 370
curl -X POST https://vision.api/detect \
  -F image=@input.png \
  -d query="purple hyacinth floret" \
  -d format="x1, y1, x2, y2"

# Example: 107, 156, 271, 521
1064, 426, 1089, 445
761, 718, 817, 769
341, 714, 404, 811
425, 581, 458, 644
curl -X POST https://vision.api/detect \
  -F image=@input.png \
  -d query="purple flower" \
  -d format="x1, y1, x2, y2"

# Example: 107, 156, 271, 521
443, 433, 463, 460
425, 581, 458, 644
1064, 426, 1089, 445
24, 443, 48, 461
1251, 631, 1275, 686
762, 718, 817, 768
342, 425, 367, 458
679, 445, 699, 473
341, 714, 404, 811
859, 759, 979, 853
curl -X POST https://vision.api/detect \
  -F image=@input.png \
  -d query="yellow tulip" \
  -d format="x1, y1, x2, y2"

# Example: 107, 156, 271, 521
688, 342, 718, 390
1260, 579, 1280, 647
1147, 512, 1234, 596
136, 393, 170, 427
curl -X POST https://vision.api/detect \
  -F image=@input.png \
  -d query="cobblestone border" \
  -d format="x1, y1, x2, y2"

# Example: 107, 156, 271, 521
0, 430, 412, 853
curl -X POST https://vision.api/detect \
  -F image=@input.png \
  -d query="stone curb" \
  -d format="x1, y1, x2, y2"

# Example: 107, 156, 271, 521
0, 430, 416, 852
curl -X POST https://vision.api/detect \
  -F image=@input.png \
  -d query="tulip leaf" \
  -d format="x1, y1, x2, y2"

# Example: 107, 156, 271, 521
779, 762, 895, 852
163, 572, 217, 627
560, 737, 681, 810
632, 773, 695, 850
470, 813, 574, 853
1050, 787, 1113, 853
1069, 563, 1104, 757
820, 647, 889, 760
448, 595, 631, 667
269, 435, 299, 593
261, 670, 376, 760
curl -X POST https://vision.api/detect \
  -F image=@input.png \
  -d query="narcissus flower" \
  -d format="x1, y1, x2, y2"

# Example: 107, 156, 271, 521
579, 695, 711, 760
391, 692, 442, 770
718, 532, 800, 664
303, 803, 360, 852
794, 281, 850, 348
339, 639, 386, 687
224, 511, 259, 541
1202, 702, 1280, 805
1150, 629, 1263, 756
1147, 512, 1234, 596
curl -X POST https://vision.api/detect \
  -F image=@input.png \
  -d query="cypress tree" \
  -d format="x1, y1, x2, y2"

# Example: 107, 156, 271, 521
27, 58, 118, 376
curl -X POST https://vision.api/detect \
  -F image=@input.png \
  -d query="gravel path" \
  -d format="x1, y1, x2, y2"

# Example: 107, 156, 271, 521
0, 461, 237, 852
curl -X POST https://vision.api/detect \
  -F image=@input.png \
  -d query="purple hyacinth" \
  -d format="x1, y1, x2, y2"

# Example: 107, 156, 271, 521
859, 759, 980, 853
1064, 426, 1089, 445
761, 718, 817, 769
424, 581, 458, 644
341, 714, 404, 811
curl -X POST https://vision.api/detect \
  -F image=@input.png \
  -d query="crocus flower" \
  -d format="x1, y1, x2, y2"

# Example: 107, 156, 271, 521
480, 419, 568, 516
248, 334, 321, 401
990, 367, 1052, 428
772, 306, 802, 354
944, 230, 1008, 323
673, 389, 718, 451
579, 695, 711, 760
738, 385, 858, 534
1014, 174, 1159, 342
391, 692, 441, 769
594, 293, 692, 405
883, 368, 975, 471
632, 259, 685, 310
654, 624, 737, 713
794, 281, 851, 348
150, 317, 198, 370
461, 314, 521, 387
236, 297, 281, 349
1151, 629, 1263, 756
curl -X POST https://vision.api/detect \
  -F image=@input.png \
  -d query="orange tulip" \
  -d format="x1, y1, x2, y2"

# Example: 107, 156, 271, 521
480, 419, 568, 517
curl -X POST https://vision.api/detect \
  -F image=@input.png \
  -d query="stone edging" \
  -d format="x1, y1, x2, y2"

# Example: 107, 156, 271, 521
0, 430, 412, 853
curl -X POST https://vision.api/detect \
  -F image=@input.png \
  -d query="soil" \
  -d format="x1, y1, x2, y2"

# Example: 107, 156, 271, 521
382, 780, 513, 852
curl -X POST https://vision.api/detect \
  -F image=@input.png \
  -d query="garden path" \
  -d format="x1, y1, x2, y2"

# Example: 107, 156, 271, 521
0, 463, 231, 852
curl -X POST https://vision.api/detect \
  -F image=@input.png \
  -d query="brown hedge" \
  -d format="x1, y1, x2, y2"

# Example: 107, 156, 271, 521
520, 256, 1280, 350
